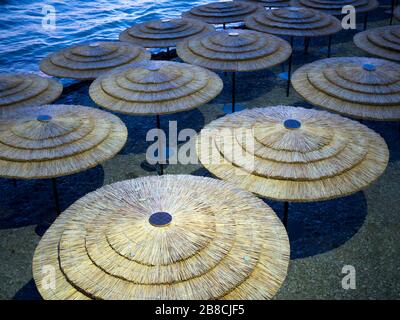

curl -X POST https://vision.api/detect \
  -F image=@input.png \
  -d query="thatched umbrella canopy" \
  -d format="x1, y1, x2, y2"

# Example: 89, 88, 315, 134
0, 73, 62, 110
196, 106, 389, 203
182, 1, 264, 25
0, 104, 127, 179
89, 60, 223, 115
354, 25, 400, 62
40, 41, 150, 80
290, 0, 379, 16
235, 0, 290, 8
291, 57, 400, 121
177, 29, 291, 112
119, 18, 215, 48
177, 29, 292, 72
245, 6, 342, 37
33, 175, 289, 300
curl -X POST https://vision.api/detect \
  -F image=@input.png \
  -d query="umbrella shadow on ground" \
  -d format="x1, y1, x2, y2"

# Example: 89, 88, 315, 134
190, 167, 214, 178
55, 81, 95, 107
191, 169, 368, 260
263, 191, 368, 260
362, 121, 400, 163
121, 108, 206, 162
212, 69, 276, 106
13, 279, 41, 300
0, 166, 104, 234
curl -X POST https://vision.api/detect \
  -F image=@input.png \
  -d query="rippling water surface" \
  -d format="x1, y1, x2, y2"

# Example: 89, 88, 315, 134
0, 0, 210, 74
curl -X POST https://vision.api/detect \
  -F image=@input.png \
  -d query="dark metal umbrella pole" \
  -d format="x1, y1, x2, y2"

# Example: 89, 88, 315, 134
156, 114, 164, 176
304, 37, 310, 54
51, 178, 61, 215
363, 13, 369, 31
327, 35, 333, 58
283, 201, 289, 228
390, 0, 397, 25
286, 37, 294, 97
231, 71, 236, 113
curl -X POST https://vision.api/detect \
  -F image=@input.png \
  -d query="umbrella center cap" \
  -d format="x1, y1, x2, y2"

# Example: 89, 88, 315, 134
149, 212, 172, 227
37, 115, 52, 122
146, 65, 161, 72
228, 32, 239, 37
284, 119, 301, 129
363, 63, 376, 71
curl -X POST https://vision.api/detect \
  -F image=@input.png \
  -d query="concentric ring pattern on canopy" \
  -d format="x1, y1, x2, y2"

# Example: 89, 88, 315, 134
290, 0, 379, 15
354, 25, 400, 62
235, 0, 290, 8
182, 1, 264, 24
119, 18, 215, 48
196, 106, 388, 202
245, 6, 342, 37
89, 60, 223, 115
0, 104, 127, 179
0, 73, 62, 109
40, 41, 150, 80
291, 57, 400, 120
177, 29, 292, 72
32, 175, 289, 300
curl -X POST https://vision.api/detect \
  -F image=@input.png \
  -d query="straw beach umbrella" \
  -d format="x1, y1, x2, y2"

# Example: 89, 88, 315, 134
290, 0, 379, 15
177, 29, 291, 112
291, 57, 400, 121
0, 104, 127, 214
0, 73, 62, 110
40, 41, 150, 80
182, 0, 264, 28
354, 25, 400, 62
196, 106, 389, 226
235, 0, 290, 8
120, 18, 215, 57
245, 6, 342, 38
245, 6, 342, 95
89, 60, 223, 174
33, 175, 289, 300
290, 0, 379, 29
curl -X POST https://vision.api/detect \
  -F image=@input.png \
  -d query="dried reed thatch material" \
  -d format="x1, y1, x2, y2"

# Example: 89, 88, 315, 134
0, 104, 127, 179
354, 25, 400, 62
0, 73, 62, 109
196, 106, 388, 202
40, 41, 150, 80
290, 0, 379, 15
177, 29, 292, 72
291, 57, 400, 121
245, 6, 342, 37
89, 60, 223, 115
182, 1, 264, 25
119, 18, 215, 48
235, 0, 290, 8
32, 175, 289, 300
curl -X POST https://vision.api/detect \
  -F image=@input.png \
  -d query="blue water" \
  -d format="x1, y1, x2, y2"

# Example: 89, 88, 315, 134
0, 0, 209, 74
